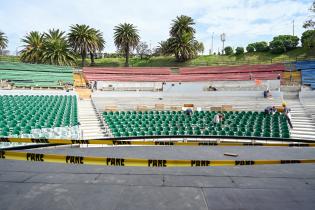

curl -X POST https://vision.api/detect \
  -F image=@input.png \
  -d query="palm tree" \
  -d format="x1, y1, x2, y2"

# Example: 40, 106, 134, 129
168, 32, 196, 62
160, 15, 199, 62
90, 29, 105, 66
0, 31, 8, 55
68, 24, 98, 67
20, 31, 44, 63
170, 15, 195, 37
114, 23, 140, 67
41, 29, 76, 66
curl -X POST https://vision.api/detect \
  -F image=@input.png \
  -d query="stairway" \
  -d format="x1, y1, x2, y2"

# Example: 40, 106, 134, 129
285, 99, 315, 141
78, 99, 108, 139
75, 88, 92, 100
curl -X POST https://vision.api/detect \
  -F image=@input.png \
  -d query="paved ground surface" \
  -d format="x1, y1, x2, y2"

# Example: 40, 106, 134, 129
1, 146, 315, 210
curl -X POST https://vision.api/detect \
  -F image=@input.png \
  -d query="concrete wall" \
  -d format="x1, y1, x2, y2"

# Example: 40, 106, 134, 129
96, 80, 280, 92
97, 81, 162, 91
164, 80, 280, 92
299, 91, 315, 99
92, 91, 283, 112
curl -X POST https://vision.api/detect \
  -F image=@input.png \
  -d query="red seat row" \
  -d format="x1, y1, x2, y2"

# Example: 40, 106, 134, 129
83, 63, 285, 82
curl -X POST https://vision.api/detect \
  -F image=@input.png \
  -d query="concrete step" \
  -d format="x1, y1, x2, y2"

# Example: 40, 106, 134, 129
80, 118, 101, 121
291, 134, 315, 140
291, 130, 315, 135
292, 123, 315, 128
81, 124, 103, 128
292, 120, 315, 124
289, 127, 315, 132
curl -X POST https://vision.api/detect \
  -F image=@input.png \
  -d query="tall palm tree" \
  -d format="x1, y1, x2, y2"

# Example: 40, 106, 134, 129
20, 31, 44, 63
168, 32, 196, 62
170, 15, 195, 37
114, 23, 140, 67
41, 29, 76, 66
0, 31, 8, 55
90, 29, 105, 66
68, 24, 98, 67
161, 15, 199, 62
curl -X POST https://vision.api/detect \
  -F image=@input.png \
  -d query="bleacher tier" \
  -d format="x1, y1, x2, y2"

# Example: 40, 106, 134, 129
103, 111, 290, 139
0, 95, 78, 138
83, 63, 285, 82
295, 60, 315, 89
0, 62, 73, 88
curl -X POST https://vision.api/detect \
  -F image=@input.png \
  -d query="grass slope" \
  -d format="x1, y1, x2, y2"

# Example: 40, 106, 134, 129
1, 47, 313, 67
91, 47, 314, 67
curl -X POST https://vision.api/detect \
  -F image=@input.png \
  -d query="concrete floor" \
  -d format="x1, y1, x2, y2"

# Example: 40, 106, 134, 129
1, 146, 315, 210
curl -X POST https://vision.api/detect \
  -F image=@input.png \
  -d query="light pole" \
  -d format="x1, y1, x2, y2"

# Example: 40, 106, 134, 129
220, 33, 226, 55
211, 32, 214, 55
292, 20, 295, 36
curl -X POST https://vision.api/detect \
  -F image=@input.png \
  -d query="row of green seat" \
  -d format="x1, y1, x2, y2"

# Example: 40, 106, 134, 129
0, 95, 78, 136
0, 62, 73, 87
103, 111, 290, 138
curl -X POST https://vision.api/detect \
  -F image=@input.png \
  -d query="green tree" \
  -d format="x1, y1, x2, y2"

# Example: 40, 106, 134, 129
160, 15, 201, 62
0, 31, 8, 55
90, 29, 105, 66
253, 41, 269, 52
41, 29, 76, 66
301, 30, 315, 48
269, 35, 299, 54
269, 40, 286, 54
68, 24, 98, 67
235, 47, 244, 55
246, 44, 255, 52
168, 32, 196, 61
114, 23, 140, 67
170, 15, 196, 37
20, 31, 44, 63
303, 1, 315, 29
136, 41, 151, 59
224, 46, 233, 55
155, 40, 172, 56
194, 41, 204, 55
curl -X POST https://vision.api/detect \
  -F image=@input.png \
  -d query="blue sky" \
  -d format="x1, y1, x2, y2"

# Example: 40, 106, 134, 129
0, 0, 313, 55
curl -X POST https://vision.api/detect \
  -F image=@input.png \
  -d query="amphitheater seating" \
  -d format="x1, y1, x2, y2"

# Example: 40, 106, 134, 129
83, 64, 285, 82
0, 62, 73, 88
179, 64, 285, 74
0, 95, 78, 138
103, 111, 290, 138
282, 71, 301, 84
83, 67, 171, 75
294, 60, 315, 89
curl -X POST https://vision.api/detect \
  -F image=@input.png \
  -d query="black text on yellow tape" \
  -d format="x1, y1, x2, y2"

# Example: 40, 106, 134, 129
1, 150, 315, 167
1, 137, 315, 147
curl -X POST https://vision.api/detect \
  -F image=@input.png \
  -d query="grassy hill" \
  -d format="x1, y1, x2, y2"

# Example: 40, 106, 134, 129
1, 47, 314, 67
91, 47, 314, 67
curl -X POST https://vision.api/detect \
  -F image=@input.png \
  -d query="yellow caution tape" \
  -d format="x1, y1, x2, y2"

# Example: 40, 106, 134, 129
0, 137, 315, 147
1, 150, 315, 167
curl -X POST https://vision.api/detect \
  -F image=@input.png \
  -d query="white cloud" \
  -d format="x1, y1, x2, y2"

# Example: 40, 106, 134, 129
0, 0, 313, 54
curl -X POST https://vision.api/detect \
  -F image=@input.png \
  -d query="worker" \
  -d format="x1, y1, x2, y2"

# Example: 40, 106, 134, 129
263, 89, 272, 99
264, 106, 276, 115
185, 108, 193, 116
213, 113, 224, 124
283, 104, 293, 129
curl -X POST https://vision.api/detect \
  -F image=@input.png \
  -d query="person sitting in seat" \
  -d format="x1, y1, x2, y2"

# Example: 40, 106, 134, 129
208, 86, 218, 91
213, 113, 224, 124
185, 108, 193, 116
264, 106, 277, 115
263, 89, 272, 99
